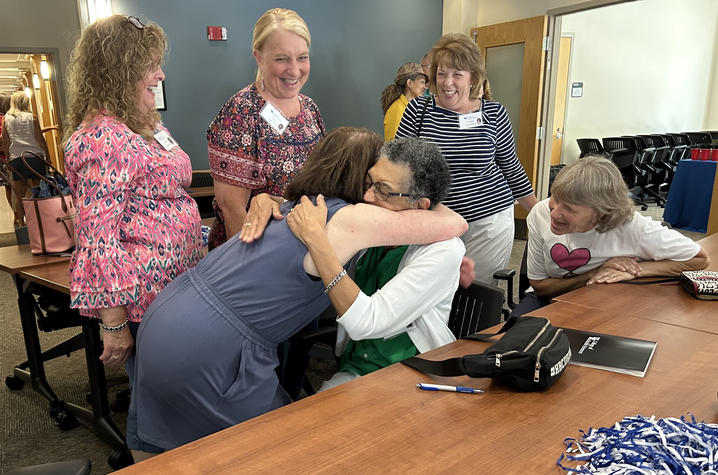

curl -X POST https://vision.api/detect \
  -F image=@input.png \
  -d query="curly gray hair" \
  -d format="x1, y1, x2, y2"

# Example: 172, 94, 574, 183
378, 137, 451, 208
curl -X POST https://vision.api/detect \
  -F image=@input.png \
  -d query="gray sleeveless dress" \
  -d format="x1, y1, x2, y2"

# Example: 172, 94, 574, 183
131, 197, 349, 450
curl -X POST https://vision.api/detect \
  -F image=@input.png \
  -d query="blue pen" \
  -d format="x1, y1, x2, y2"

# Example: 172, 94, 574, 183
417, 383, 483, 394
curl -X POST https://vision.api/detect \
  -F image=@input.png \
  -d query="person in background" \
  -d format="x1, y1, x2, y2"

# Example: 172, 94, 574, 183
512, 156, 708, 316
1, 91, 49, 227
206, 7, 324, 250
381, 62, 428, 141
396, 33, 538, 285
63, 14, 202, 459
0, 93, 12, 213
127, 127, 467, 457
420, 53, 432, 97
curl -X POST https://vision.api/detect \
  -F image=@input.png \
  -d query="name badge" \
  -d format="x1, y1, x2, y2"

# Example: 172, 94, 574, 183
259, 102, 289, 135
458, 111, 483, 129
154, 129, 178, 151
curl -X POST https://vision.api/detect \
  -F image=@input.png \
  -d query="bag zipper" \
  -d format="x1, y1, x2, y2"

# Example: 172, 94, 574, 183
495, 350, 518, 367
524, 319, 551, 352
534, 328, 563, 382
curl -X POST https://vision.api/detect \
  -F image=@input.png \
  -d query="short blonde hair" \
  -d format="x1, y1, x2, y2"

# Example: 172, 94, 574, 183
252, 8, 311, 82
550, 156, 634, 233
429, 33, 487, 101
64, 14, 167, 141
7, 91, 31, 116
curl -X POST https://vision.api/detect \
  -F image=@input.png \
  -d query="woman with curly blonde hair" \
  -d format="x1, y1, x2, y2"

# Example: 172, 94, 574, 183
63, 15, 202, 457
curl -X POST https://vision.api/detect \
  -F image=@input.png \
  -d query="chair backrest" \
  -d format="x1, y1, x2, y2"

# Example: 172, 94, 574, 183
681, 132, 712, 147
190, 170, 214, 188
602, 137, 636, 154
448, 282, 504, 339
576, 138, 604, 157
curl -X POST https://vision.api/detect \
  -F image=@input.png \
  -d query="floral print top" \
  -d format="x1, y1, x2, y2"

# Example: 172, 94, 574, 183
64, 113, 202, 322
206, 84, 324, 247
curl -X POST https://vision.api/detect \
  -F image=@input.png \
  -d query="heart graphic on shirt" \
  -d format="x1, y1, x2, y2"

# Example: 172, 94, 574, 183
550, 243, 591, 274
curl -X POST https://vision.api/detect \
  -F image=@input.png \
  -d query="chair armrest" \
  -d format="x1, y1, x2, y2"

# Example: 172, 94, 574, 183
494, 268, 517, 309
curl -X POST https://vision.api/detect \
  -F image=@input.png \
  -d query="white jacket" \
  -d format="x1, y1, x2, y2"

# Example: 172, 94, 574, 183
336, 237, 464, 355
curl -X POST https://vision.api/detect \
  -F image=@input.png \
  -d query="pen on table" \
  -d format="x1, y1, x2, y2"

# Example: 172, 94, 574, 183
417, 383, 483, 394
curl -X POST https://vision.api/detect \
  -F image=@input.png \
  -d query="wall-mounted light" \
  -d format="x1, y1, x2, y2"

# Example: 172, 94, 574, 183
24, 86, 32, 97
32, 74, 40, 89
40, 60, 50, 80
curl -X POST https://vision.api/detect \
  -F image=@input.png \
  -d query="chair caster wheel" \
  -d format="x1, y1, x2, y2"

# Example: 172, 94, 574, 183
108, 448, 134, 470
54, 408, 79, 431
5, 375, 24, 390
49, 400, 65, 418
641, 205, 648, 211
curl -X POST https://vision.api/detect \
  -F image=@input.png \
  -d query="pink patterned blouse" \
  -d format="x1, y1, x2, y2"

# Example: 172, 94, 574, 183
64, 113, 202, 322
206, 84, 324, 248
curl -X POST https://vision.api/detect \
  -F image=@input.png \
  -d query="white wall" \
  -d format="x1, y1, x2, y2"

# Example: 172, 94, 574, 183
706, 11, 718, 129
561, 0, 718, 161
443, 0, 586, 33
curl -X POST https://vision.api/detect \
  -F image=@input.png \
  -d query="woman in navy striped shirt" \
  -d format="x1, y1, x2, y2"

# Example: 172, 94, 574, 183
396, 33, 537, 284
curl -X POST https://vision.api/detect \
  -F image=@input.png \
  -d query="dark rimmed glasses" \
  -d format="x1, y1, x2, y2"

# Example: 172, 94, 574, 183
127, 15, 145, 29
365, 175, 409, 201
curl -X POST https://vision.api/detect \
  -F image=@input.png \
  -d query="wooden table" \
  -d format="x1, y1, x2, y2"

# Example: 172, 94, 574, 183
1, 253, 128, 456
0, 246, 72, 407
552, 233, 718, 334
118, 301, 718, 474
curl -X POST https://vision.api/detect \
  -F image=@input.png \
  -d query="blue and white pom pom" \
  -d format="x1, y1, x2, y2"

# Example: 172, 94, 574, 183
557, 414, 718, 474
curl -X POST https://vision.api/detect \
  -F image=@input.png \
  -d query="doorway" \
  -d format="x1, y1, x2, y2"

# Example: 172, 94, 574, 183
0, 52, 64, 171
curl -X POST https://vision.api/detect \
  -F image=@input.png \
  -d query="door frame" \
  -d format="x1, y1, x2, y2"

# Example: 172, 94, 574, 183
537, 0, 636, 198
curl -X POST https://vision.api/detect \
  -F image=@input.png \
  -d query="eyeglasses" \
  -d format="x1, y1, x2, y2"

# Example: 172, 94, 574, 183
127, 16, 145, 29
365, 175, 408, 201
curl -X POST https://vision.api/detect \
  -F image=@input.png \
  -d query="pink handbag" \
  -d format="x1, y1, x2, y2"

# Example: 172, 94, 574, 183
4, 152, 76, 254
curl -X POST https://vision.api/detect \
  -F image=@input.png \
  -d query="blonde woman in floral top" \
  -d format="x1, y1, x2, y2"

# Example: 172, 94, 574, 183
63, 15, 202, 374
206, 8, 324, 249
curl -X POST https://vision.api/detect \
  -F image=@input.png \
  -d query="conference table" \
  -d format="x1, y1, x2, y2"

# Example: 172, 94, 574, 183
117, 238, 718, 473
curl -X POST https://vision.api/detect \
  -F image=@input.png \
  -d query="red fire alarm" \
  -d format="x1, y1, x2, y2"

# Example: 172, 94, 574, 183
207, 26, 227, 41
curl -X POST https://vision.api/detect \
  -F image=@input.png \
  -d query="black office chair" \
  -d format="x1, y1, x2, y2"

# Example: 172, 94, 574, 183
666, 133, 692, 161
704, 131, 718, 146
602, 136, 649, 210
631, 135, 667, 206
576, 138, 605, 158
448, 281, 505, 338
682, 131, 712, 148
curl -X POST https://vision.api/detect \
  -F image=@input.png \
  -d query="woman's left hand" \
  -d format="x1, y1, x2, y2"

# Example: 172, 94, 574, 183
587, 267, 637, 285
287, 194, 328, 246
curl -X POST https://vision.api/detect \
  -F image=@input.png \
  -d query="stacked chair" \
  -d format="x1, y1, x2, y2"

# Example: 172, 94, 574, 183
576, 138, 605, 158
601, 136, 649, 210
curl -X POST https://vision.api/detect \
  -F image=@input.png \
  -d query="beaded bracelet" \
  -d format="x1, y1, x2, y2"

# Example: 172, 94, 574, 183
101, 320, 129, 333
323, 269, 347, 295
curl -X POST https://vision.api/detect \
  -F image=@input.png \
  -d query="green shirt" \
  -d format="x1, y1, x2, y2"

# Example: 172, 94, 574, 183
338, 246, 418, 376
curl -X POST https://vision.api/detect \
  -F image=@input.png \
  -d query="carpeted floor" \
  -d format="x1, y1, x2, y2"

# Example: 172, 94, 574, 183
0, 204, 704, 473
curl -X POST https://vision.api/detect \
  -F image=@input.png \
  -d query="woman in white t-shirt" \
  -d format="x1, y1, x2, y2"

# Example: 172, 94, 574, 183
1, 91, 49, 227
512, 155, 709, 316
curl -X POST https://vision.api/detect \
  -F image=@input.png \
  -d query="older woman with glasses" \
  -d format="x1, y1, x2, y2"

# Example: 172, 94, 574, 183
63, 14, 201, 374
127, 128, 466, 457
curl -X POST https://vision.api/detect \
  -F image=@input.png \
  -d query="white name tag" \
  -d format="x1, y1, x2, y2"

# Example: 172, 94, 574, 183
458, 111, 483, 129
259, 102, 289, 135
154, 129, 178, 151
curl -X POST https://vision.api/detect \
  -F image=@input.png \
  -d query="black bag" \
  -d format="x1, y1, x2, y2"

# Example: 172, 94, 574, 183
402, 316, 571, 391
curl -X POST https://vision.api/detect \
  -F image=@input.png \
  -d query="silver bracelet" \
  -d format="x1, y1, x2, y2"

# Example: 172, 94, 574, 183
323, 269, 347, 295
101, 320, 128, 332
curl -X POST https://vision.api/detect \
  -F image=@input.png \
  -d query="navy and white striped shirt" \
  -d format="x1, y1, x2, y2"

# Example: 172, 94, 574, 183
395, 96, 534, 223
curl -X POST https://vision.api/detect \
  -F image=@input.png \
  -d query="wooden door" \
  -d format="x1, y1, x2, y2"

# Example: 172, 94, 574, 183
471, 16, 548, 221
550, 36, 572, 166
